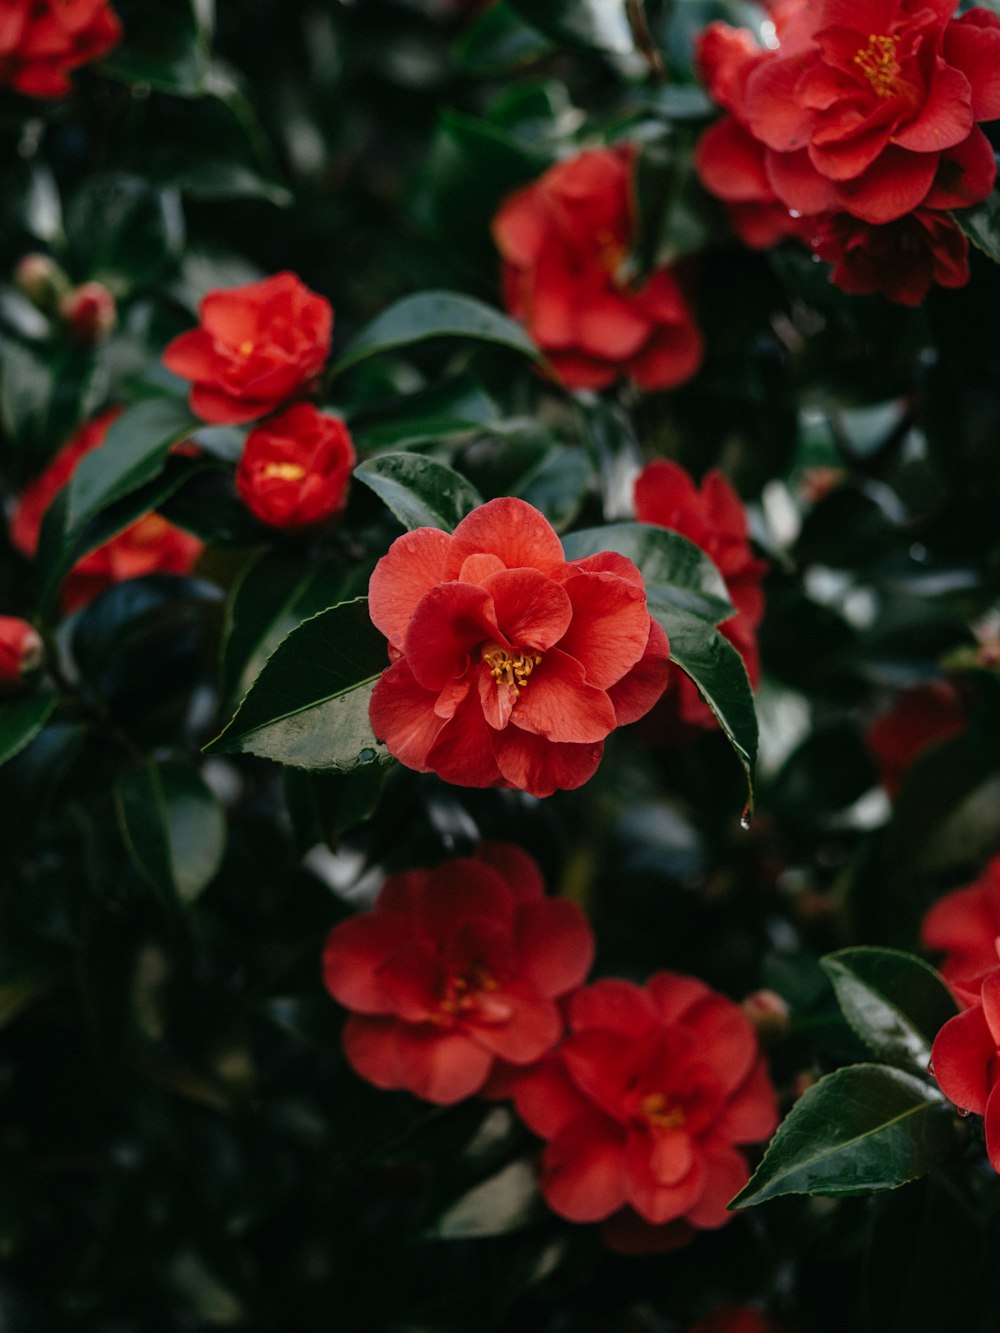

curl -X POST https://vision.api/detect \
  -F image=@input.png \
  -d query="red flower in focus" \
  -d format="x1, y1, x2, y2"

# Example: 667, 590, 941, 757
809, 208, 969, 305
931, 946, 1000, 1170
0, 0, 121, 98
367, 497, 671, 798
689, 1307, 787, 1333
9, 410, 203, 613
162, 273, 333, 425
236, 403, 356, 530
922, 855, 1000, 999
864, 680, 966, 798
742, 0, 1000, 226
634, 460, 766, 729
493, 147, 703, 392
0, 617, 44, 692
322, 843, 595, 1104
509, 974, 778, 1240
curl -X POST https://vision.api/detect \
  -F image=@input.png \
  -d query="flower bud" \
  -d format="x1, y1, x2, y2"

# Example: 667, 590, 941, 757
742, 989, 791, 1042
60, 281, 117, 345
0, 617, 44, 692
13, 252, 68, 314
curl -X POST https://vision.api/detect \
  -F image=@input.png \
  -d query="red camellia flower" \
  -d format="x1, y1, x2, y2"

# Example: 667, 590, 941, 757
367, 496, 671, 798
809, 208, 969, 305
634, 460, 766, 729
162, 272, 333, 425
322, 843, 595, 1104
236, 403, 356, 530
492, 147, 704, 392
0, 0, 121, 99
931, 945, 1000, 1170
864, 680, 966, 798
922, 855, 1000, 998
0, 616, 44, 692
9, 410, 203, 613
509, 974, 778, 1240
741, 0, 1000, 226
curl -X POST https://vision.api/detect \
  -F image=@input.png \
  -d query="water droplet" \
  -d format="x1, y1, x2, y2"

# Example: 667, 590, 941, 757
740, 804, 753, 831
957, 1106, 972, 1118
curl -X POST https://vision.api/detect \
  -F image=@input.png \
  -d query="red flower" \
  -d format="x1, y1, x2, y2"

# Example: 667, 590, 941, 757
322, 843, 595, 1104
931, 947, 1000, 1170
9, 410, 203, 613
922, 855, 1000, 998
689, 1307, 788, 1333
634, 461, 766, 729
0, 617, 44, 691
492, 147, 703, 392
367, 497, 671, 798
741, 0, 1000, 225
864, 680, 966, 798
236, 404, 356, 530
162, 273, 333, 426
0, 0, 121, 98
60, 280, 117, 344
509, 974, 778, 1236
809, 207, 969, 304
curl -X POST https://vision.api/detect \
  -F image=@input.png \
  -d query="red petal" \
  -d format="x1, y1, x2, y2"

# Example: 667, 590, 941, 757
893, 63, 973, 153
482, 566, 573, 651
682, 994, 759, 1094
492, 727, 604, 797
924, 129, 997, 209
342, 1015, 404, 1090
368, 527, 451, 651
444, 497, 566, 580
931, 1005, 995, 1114
514, 898, 595, 998
189, 382, 270, 425
491, 186, 548, 267
540, 1112, 629, 1221
474, 842, 545, 901
985, 1080, 1000, 1173
418, 857, 513, 937
161, 328, 215, 379
682, 1144, 748, 1228
392, 1023, 495, 1103
511, 648, 616, 744
717, 1057, 779, 1143
943, 9, 1000, 121
469, 990, 562, 1064
745, 54, 817, 152
322, 913, 413, 1013
625, 1129, 705, 1223
606, 617, 671, 726
369, 658, 449, 772
834, 146, 937, 223
510, 1053, 591, 1138
424, 687, 506, 788
404, 582, 495, 690
557, 571, 651, 689
696, 118, 774, 203
627, 321, 704, 393
766, 147, 841, 213
570, 978, 658, 1037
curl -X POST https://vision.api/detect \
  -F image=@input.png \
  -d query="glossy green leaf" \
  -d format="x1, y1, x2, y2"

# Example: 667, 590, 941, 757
101, 0, 211, 94
65, 175, 185, 294
0, 691, 58, 769
820, 948, 958, 1077
515, 445, 589, 530
730, 1064, 958, 1208
354, 453, 482, 533
507, 0, 634, 54
283, 766, 388, 847
954, 192, 1000, 265
114, 759, 226, 906
425, 1160, 542, 1240
453, 1, 555, 75
332, 291, 541, 377
205, 599, 392, 771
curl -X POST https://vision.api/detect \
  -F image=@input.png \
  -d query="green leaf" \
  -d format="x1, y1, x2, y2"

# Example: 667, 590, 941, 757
515, 445, 589, 531
820, 948, 958, 1078
453, 1, 555, 75
425, 1160, 542, 1239
332, 292, 541, 377
283, 766, 388, 847
114, 759, 226, 906
507, 0, 634, 54
101, 0, 211, 94
632, 128, 723, 274
954, 191, 1000, 265
205, 599, 392, 772
65, 175, 185, 295
730, 1064, 958, 1208
0, 691, 58, 769
354, 453, 483, 533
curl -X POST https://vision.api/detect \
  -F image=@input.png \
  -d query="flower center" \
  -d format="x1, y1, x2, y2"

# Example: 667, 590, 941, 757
239, 339, 255, 356
439, 966, 499, 1016
639, 1092, 686, 1132
596, 227, 628, 282
852, 33, 902, 98
260, 461, 306, 482
482, 644, 542, 695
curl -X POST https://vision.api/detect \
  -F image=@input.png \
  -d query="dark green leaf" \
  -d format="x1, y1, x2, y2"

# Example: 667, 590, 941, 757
453, 2, 556, 75
632, 128, 722, 275
820, 948, 958, 1077
65, 175, 185, 294
425, 1160, 542, 1239
283, 766, 388, 847
332, 291, 541, 377
507, 0, 634, 54
205, 599, 392, 771
114, 759, 226, 906
0, 691, 58, 769
954, 191, 1000, 265
101, 0, 211, 94
731, 1064, 958, 1208
354, 453, 483, 532
515, 445, 589, 531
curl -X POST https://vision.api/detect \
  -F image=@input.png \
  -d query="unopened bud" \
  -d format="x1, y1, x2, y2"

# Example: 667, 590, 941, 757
13, 252, 68, 314
60, 281, 117, 345
0, 617, 44, 692
742, 989, 791, 1042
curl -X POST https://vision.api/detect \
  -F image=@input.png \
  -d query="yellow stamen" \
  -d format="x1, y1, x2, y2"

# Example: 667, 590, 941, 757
481, 644, 543, 695
239, 339, 255, 356
260, 461, 306, 482
640, 1092, 686, 1131
438, 967, 499, 1016
853, 33, 903, 99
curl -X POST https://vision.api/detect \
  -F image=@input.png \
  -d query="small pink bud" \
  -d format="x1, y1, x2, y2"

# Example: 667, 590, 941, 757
0, 617, 44, 692
13, 252, 68, 313
60, 281, 117, 345
742, 989, 790, 1042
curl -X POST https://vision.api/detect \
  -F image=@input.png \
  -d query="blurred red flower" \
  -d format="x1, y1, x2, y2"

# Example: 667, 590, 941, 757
322, 843, 595, 1104
0, 0, 121, 98
809, 209, 969, 305
509, 974, 777, 1237
236, 403, 356, 530
367, 496, 670, 798
162, 272, 332, 425
922, 854, 1000, 1000
493, 146, 703, 392
634, 460, 766, 729
689, 1306, 787, 1333
931, 947, 1000, 1170
9, 410, 203, 613
864, 680, 966, 798
0, 616, 43, 690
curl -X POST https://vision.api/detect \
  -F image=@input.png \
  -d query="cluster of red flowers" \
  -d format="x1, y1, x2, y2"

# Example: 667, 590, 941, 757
0, 0, 121, 98
9, 411, 203, 614
694, 0, 1000, 304
323, 844, 778, 1248
493, 146, 704, 392
164, 272, 355, 532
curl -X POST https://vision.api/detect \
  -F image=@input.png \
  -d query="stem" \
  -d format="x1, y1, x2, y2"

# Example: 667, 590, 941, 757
626, 0, 666, 85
